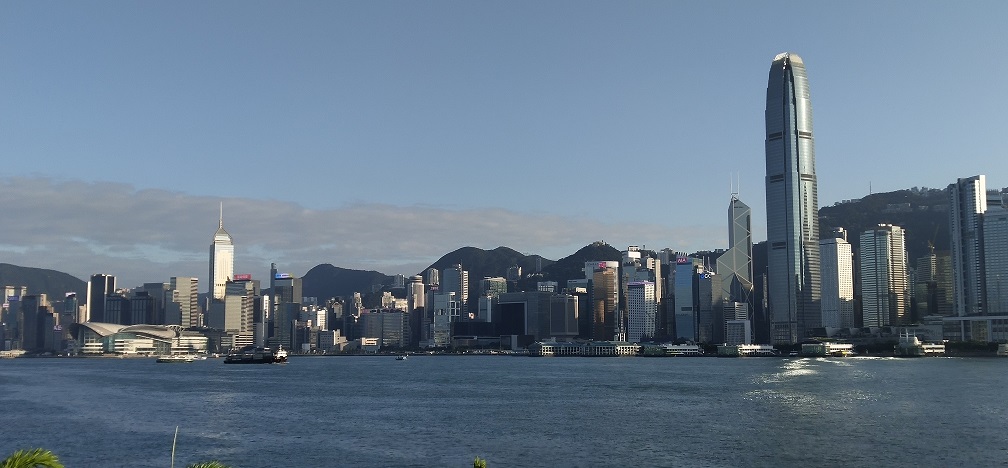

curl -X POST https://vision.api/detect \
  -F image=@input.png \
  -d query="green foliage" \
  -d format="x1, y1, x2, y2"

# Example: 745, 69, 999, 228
1, 448, 64, 468
473, 456, 487, 468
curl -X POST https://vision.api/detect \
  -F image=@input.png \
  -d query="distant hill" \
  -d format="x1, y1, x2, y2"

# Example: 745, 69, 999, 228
519, 241, 622, 290
0, 263, 87, 302
818, 187, 951, 262
424, 246, 551, 281
301, 264, 393, 301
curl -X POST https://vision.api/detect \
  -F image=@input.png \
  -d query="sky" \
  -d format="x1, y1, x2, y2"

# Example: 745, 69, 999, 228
2, 1, 1006, 289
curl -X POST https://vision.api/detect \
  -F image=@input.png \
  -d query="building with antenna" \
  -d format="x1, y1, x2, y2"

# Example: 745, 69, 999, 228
209, 203, 234, 301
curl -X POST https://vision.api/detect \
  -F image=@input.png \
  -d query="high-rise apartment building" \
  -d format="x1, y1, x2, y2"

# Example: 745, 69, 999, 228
209, 204, 234, 301
949, 175, 987, 316
764, 52, 821, 344
860, 225, 908, 327
819, 228, 854, 328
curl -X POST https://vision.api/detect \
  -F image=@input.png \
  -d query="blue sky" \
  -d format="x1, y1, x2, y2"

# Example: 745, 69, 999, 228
2, 1, 1006, 288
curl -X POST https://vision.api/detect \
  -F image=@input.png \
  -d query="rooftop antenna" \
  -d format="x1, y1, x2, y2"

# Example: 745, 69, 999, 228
219, 202, 224, 228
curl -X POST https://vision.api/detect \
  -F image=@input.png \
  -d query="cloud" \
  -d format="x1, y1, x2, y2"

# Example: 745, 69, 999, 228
0, 177, 725, 288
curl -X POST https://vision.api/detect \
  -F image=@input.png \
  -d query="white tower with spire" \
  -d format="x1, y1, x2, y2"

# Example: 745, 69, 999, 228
209, 203, 235, 300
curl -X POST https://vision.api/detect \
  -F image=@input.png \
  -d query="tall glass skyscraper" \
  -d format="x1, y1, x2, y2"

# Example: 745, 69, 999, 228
948, 175, 987, 316
764, 52, 821, 344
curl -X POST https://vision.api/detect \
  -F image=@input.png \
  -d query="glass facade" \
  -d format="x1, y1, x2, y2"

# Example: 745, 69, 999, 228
764, 52, 821, 344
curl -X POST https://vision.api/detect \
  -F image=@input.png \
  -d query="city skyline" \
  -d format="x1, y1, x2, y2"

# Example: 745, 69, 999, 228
2, 2, 1006, 288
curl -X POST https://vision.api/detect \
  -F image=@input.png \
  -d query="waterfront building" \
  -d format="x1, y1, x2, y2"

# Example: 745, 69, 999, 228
427, 291, 458, 347
942, 315, 1008, 342
860, 225, 909, 327
716, 196, 754, 343
820, 228, 855, 328
948, 175, 987, 316
717, 343, 776, 357
724, 319, 752, 346
86, 274, 116, 323
673, 256, 700, 342
209, 204, 234, 301
764, 52, 821, 344
496, 291, 569, 341
359, 309, 409, 348
716, 196, 754, 316
585, 261, 620, 341
626, 281, 656, 342
983, 206, 1008, 314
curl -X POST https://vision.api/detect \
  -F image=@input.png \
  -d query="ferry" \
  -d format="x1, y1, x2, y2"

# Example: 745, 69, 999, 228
396, 354, 408, 361
894, 330, 945, 357
156, 354, 194, 363
223, 345, 288, 364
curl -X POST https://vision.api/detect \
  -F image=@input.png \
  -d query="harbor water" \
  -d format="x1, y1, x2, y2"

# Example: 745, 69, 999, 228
2, 355, 1006, 467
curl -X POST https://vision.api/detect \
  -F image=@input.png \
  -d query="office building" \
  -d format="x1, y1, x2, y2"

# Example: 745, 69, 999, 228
442, 264, 469, 319
585, 261, 620, 341
820, 228, 855, 328
716, 196, 754, 342
948, 175, 987, 316
627, 281, 656, 342
86, 274, 116, 323
209, 204, 235, 301
860, 225, 908, 327
167, 277, 199, 327
984, 206, 1008, 314
764, 52, 821, 344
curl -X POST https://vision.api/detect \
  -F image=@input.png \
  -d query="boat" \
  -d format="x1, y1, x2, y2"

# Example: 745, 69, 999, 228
156, 354, 194, 363
894, 330, 945, 357
997, 344, 1008, 357
224, 345, 288, 364
396, 354, 408, 360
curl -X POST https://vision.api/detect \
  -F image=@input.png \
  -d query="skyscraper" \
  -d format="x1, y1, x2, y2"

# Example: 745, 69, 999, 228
442, 264, 469, 319
626, 281, 656, 343
948, 175, 987, 316
860, 225, 908, 327
209, 203, 234, 301
819, 228, 854, 328
764, 52, 821, 344
86, 274, 116, 323
716, 196, 754, 324
983, 205, 1008, 314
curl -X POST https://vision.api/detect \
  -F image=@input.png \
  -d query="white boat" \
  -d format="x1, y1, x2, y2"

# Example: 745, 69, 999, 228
156, 354, 194, 363
396, 354, 407, 360
895, 330, 945, 357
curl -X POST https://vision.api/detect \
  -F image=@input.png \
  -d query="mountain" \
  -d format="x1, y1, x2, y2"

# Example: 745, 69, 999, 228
423, 246, 551, 281
0, 263, 87, 301
301, 264, 393, 301
519, 241, 622, 290
818, 187, 951, 262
